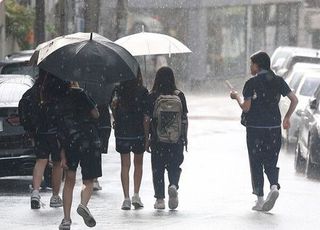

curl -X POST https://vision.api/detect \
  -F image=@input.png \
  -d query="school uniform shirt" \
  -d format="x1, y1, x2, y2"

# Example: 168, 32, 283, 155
242, 70, 291, 128
57, 88, 97, 141
112, 86, 149, 139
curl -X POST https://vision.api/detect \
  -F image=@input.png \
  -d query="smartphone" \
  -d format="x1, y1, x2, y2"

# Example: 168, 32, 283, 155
225, 80, 234, 90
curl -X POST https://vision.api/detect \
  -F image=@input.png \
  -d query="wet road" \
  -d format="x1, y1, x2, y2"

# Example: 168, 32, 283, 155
1, 95, 320, 230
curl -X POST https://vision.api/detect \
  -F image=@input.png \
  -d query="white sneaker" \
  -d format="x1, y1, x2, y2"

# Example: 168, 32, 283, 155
132, 194, 144, 209
93, 179, 102, 191
59, 219, 72, 230
50, 195, 63, 208
262, 187, 279, 212
252, 199, 264, 211
168, 185, 179, 210
154, 199, 165, 209
31, 190, 41, 209
121, 198, 131, 210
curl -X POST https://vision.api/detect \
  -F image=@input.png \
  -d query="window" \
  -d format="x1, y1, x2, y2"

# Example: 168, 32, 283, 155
299, 77, 320, 96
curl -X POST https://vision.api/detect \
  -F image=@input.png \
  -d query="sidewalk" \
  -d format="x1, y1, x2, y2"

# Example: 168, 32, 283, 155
187, 94, 241, 121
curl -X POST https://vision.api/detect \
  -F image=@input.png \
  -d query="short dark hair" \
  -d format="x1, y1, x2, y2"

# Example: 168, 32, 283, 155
250, 51, 270, 70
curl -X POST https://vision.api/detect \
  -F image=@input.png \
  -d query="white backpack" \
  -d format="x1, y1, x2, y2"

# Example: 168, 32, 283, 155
153, 91, 183, 143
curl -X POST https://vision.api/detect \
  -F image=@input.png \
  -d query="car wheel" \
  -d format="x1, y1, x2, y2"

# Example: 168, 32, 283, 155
294, 143, 306, 173
305, 135, 320, 179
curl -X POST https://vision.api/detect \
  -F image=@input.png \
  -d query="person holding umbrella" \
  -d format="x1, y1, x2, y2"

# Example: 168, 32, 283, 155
111, 68, 150, 210
58, 81, 101, 230
230, 51, 298, 212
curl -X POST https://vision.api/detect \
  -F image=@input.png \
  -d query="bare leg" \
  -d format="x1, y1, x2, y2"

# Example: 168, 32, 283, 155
81, 179, 94, 206
32, 158, 48, 190
52, 161, 63, 196
120, 154, 131, 198
133, 153, 143, 194
62, 170, 76, 221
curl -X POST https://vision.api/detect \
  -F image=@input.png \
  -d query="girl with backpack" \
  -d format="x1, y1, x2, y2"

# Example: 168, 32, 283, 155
111, 68, 150, 210
148, 66, 188, 210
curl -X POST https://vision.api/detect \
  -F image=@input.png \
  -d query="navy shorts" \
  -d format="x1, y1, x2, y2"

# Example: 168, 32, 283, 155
34, 133, 61, 162
116, 137, 145, 154
64, 130, 102, 180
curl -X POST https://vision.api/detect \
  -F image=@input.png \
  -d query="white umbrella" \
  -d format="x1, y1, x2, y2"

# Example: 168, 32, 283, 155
115, 31, 192, 57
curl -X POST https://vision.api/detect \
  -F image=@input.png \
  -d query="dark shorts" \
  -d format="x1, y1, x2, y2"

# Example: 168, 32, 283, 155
65, 130, 102, 180
116, 137, 145, 154
98, 127, 111, 154
34, 133, 61, 162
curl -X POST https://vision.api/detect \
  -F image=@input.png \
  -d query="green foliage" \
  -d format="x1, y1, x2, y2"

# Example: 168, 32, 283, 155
5, 0, 35, 49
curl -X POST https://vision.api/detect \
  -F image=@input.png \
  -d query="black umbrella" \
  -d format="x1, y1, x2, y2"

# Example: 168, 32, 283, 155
37, 34, 139, 84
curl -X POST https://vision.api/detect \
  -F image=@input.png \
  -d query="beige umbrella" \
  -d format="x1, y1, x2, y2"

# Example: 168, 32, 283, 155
115, 31, 191, 57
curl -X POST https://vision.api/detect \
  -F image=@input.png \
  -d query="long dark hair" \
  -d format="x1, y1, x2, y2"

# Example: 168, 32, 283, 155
151, 66, 177, 95
38, 68, 69, 103
118, 67, 143, 110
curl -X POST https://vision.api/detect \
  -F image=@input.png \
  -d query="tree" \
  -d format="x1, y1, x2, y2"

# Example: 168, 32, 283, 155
115, 0, 128, 39
5, 0, 35, 49
84, 0, 100, 32
34, 0, 45, 45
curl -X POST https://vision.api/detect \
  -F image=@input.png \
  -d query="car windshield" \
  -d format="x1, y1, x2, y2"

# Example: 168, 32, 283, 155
287, 56, 320, 70
300, 77, 320, 96
289, 72, 303, 92
1, 63, 38, 78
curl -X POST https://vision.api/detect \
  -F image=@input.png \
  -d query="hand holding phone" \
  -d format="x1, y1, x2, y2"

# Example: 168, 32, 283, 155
225, 80, 234, 90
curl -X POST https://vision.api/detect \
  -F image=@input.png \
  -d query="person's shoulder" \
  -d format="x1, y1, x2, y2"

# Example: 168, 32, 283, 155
244, 76, 256, 86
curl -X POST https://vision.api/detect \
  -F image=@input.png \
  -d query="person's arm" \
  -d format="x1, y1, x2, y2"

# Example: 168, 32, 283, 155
230, 91, 251, 112
90, 107, 100, 119
282, 91, 298, 129
143, 115, 151, 152
181, 113, 188, 151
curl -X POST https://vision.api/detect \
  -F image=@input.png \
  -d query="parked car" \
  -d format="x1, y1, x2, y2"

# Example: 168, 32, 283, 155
280, 71, 320, 143
0, 75, 36, 178
4, 50, 35, 62
295, 85, 320, 177
270, 46, 320, 78
0, 75, 52, 187
284, 62, 320, 86
0, 49, 38, 78
0, 60, 38, 78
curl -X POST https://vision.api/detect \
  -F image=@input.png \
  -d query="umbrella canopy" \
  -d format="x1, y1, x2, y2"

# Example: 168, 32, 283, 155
36, 33, 139, 84
30, 32, 112, 65
115, 32, 192, 56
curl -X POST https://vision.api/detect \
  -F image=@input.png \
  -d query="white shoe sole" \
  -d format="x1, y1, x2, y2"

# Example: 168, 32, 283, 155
262, 190, 279, 212
50, 203, 63, 208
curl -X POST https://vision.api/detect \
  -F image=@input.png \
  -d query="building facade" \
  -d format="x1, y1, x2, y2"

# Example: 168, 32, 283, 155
101, 0, 304, 88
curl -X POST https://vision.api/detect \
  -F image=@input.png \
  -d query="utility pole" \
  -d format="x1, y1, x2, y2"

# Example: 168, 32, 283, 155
58, 0, 67, 35
115, 0, 128, 39
35, 0, 45, 45
84, 0, 100, 32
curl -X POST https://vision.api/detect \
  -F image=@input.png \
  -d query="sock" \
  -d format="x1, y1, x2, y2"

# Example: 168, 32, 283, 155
271, 185, 278, 191
134, 193, 139, 197
257, 196, 264, 203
